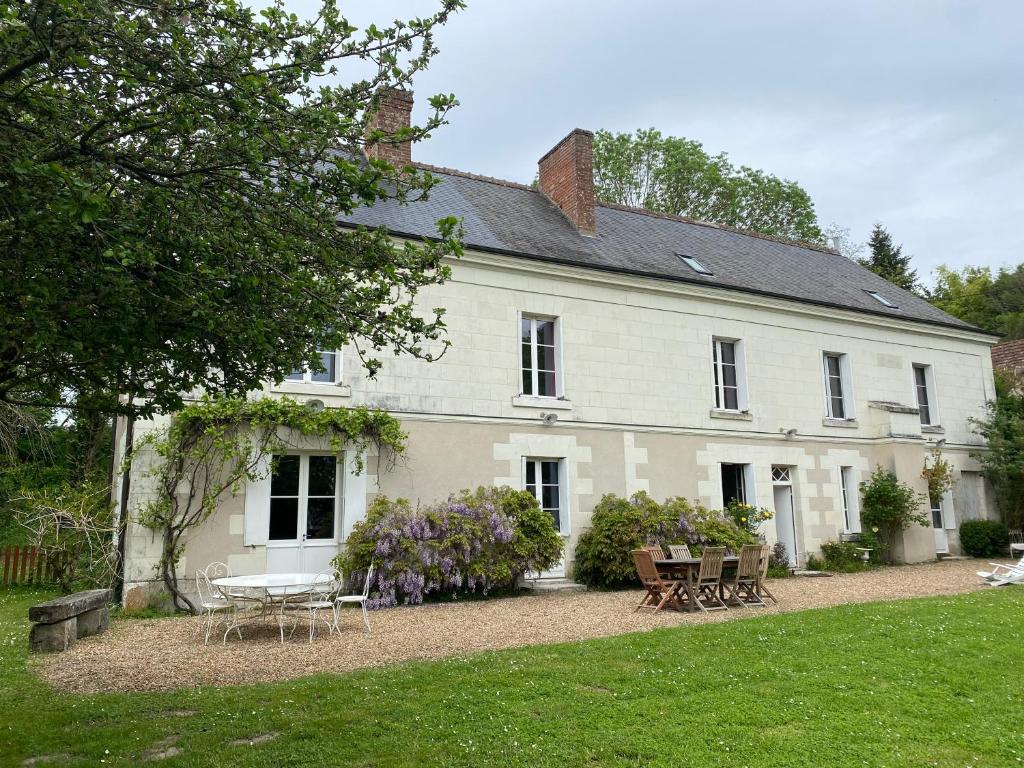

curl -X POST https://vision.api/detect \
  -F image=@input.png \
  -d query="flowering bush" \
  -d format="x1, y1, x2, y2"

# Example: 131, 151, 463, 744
572, 492, 755, 587
724, 500, 774, 534
337, 486, 562, 609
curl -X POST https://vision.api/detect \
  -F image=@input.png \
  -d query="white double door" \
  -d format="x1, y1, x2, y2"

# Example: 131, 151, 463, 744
265, 454, 341, 574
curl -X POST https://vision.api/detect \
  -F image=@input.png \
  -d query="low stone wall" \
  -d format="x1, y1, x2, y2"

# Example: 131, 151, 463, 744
29, 589, 112, 652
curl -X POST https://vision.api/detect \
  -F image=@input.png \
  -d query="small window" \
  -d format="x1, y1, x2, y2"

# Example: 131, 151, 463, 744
677, 254, 713, 275
525, 458, 564, 533
286, 349, 341, 384
721, 463, 751, 507
913, 364, 937, 426
771, 466, 791, 483
712, 338, 745, 411
865, 290, 897, 308
823, 353, 852, 420
840, 466, 861, 533
521, 315, 559, 398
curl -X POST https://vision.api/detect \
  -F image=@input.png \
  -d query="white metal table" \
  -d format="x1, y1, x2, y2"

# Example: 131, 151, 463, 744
211, 572, 332, 644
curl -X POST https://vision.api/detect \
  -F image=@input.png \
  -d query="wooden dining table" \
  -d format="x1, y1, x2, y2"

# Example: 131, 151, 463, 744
654, 556, 739, 611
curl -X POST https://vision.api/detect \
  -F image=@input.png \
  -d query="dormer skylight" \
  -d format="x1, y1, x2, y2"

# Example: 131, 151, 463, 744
677, 253, 713, 275
865, 290, 897, 308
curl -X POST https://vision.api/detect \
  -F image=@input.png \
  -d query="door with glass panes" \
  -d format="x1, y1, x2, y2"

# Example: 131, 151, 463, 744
266, 454, 341, 573
524, 458, 566, 578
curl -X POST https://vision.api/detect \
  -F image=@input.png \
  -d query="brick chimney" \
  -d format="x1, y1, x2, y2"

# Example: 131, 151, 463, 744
364, 89, 414, 168
538, 128, 596, 235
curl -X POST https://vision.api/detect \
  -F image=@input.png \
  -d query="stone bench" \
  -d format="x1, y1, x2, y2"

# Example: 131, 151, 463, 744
29, 588, 112, 652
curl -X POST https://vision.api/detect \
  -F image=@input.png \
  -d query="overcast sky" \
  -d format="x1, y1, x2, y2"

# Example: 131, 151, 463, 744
329, 1, 1023, 282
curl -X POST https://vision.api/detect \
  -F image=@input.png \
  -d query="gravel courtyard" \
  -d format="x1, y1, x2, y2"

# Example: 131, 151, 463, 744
40, 559, 993, 693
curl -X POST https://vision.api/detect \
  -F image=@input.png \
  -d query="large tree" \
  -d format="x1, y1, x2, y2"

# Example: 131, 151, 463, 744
1, 0, 464, 416
928, 264, 1024, 338
592, 128, 824, 244
859, 224, 918, 292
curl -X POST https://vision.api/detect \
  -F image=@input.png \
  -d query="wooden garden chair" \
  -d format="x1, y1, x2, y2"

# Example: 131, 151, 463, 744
722, 545, 765, 608
757, 544, 779, 604
693, 547, 727, 612
644, 544, 667, 560
631, 549, 686, 613
668, 544, 692, 560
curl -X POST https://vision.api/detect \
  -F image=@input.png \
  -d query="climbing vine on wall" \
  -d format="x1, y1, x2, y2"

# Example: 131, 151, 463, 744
921, 444, 955, 505
136, 396, 405, 612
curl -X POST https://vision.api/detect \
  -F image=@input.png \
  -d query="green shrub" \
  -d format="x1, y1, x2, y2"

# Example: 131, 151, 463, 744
959, 520, 1010, 557
572, 492, 755, 587
805, 554, 825, 571
860, 467, 928, 563
819, 540, 869, 572
766, 542, 791, 578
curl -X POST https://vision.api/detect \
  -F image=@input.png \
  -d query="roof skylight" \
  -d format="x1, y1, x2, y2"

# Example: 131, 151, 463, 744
865, 290, 898, 308
677, 253, 713, 275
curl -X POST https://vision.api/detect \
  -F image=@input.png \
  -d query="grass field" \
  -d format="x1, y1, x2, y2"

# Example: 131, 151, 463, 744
2, 586, 1022, 767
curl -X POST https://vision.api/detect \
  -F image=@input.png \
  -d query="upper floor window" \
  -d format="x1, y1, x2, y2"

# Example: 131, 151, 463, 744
823, 352, 853, 420
913, 364, 937, 425
286, 349, 341, 385
712, 338, 747, 411
521, 315, 559, 397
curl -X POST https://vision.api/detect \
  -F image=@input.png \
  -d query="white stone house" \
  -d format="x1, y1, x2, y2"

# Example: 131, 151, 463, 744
117, 95, 1000, 600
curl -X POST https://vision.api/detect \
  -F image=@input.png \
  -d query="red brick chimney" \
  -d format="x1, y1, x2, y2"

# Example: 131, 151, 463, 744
538, 128, 596, 235
364, 89, 414, 168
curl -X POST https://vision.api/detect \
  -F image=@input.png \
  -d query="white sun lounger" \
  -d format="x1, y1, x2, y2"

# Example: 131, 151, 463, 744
977, 555, 1024, 586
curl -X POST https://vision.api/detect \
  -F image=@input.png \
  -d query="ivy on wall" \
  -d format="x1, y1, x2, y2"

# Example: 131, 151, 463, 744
135, 396, 405, 612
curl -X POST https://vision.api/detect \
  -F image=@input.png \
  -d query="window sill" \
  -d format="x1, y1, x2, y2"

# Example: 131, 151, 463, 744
512, 395, 573, 411
921, 424, 945, 434
822, 418, 859, 428
270, 381, 352, 398
709, 409, 753, 421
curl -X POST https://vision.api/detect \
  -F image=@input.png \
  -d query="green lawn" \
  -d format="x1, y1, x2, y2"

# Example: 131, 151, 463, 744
2, 587, 1022, 767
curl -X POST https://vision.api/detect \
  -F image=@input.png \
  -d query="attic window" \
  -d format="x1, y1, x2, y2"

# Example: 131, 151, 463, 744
865, 290, 897, 308
677, 254, 713, 275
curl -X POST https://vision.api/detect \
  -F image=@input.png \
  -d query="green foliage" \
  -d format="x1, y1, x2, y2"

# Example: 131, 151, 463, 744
724, 500, 774, 535
592, 128, 824, 244
138, 395, 405, 611
958, 520, 1010, 558
971, 374, 1024, 528
927, 264, 1024, 339
766, 541, 791, 578
572, 492, 754, 587
337, 487, 562, 607
0, 0, 464, 415
921, 445, 956, 508
858, 224, 918, 292
859, 467, 928, 564
805, 553, 825, 571
819, 540, 869, 573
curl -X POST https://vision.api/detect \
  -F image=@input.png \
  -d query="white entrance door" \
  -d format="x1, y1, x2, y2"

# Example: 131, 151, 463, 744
772, 467, 798, 567
525, 458, 566, 578
265, 454, 341, 574
931, 497, 949, 554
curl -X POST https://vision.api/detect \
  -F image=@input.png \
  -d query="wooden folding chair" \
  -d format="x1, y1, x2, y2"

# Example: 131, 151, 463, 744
693, 547, 727, 612
668, 544, 692, 560
757, 544, 779, 604
644, 544, 667, 560
723, 545, 765, 608
632, 549, 686, 613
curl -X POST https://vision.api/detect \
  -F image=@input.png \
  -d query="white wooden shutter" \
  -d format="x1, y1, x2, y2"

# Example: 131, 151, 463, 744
243, 454, 271, 546
941, 489, 956, 530
341, 451, 367, 542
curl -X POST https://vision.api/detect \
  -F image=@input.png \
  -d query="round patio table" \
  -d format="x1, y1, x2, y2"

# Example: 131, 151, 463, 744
211, 572, 333, 644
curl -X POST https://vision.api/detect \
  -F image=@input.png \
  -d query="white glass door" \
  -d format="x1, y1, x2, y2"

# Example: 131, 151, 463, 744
266, 455, 340, 573
772, 466, 798, 567
931, 498, 949, 554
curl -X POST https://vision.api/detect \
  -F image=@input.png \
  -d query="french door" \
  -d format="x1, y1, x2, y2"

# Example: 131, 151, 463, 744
266, 454, 340, 574
525, 458, 566, 578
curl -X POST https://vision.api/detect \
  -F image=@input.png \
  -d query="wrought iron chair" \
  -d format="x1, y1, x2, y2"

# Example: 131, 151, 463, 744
293, 568, 343, 642
194, 561, 239, 644
336, 564, 375, 633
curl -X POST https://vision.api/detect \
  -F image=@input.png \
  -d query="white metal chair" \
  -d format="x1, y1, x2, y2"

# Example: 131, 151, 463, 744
977, 555, 1024, 586
293, 568, 343, 642
1009, 530, 1024, 557
336, 564, 375, 633
195, 561, 239, 644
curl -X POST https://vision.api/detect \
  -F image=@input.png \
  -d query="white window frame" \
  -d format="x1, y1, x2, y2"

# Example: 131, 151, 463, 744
822, 352, 855, 420
266, 453, 341, 544
519, 313, 563, 399
913, 363, 939, 426
720, 462, 755, 508
285, 348, 343, 385
523, 457, 569, 536
839, 466, 861, 533
711, 337, 749, 412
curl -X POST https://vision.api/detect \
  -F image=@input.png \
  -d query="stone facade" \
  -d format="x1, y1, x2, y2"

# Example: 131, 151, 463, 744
118, 248, 998, 597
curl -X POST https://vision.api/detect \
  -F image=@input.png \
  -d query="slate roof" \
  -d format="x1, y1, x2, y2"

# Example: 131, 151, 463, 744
339, 164, 988, 335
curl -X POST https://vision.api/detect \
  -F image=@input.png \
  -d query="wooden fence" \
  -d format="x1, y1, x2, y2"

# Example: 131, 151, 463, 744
1, 545, 61, 586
